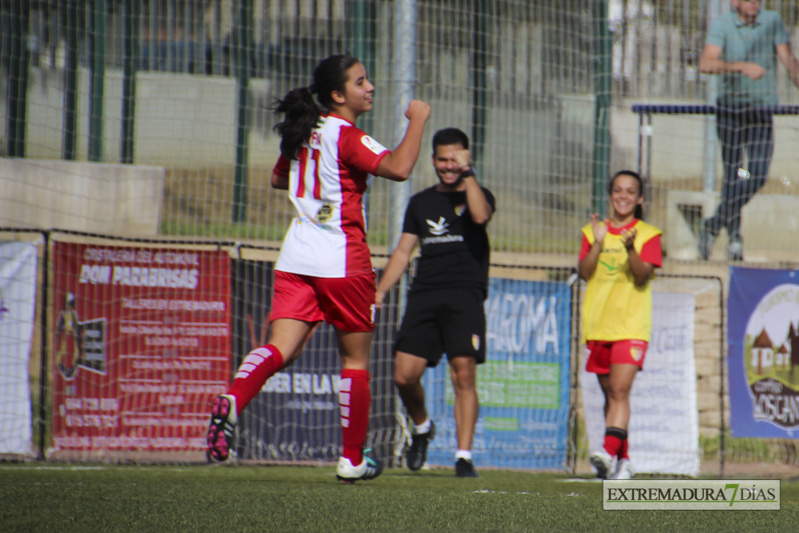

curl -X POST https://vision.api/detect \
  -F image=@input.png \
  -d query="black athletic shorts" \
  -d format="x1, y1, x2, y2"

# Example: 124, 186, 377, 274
394, 287, 487, 367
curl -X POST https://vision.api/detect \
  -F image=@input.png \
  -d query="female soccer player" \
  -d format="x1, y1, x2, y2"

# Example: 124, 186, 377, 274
578, 170, 662, 480
206, 54, 431, 482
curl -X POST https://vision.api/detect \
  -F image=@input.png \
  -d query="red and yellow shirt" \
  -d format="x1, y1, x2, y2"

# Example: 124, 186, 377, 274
579, 219, 662, 342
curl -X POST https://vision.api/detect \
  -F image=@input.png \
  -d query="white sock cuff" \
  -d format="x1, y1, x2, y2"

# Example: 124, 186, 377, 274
413, 418, 432, 435
455, 450, 472, 461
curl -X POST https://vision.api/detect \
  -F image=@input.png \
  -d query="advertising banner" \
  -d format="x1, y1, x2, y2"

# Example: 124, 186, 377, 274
728, 267, 799, 438
603, 479, 780, 510
234, 260, 398, 462
581, 291, 700, 476
0, 241, 38, 455
51, 243, 231, 453
424, 278, 573, 470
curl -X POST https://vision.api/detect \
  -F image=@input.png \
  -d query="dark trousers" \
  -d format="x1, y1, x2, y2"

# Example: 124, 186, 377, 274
706, 106, 774, 240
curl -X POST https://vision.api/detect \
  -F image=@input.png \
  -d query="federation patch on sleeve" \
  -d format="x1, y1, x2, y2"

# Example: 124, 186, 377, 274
360, 135, 386, 155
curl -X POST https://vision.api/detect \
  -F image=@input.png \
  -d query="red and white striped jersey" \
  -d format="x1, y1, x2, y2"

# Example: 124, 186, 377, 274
272, 113, 389, 278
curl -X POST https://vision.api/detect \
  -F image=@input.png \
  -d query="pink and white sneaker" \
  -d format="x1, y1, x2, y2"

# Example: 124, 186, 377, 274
206, 394, 238, 462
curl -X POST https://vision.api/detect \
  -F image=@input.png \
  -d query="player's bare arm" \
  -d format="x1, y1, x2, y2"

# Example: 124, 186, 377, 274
375, 233, 418, 310
621, 228, 654, 286
455, 149, 492, 224
626, 250, 655, 287
578, 214, 607, 281
375, 100, 431, 182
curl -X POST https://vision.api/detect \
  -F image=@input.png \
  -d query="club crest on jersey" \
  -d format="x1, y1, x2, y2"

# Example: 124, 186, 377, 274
455, 204, 466, 216
360, 135, 383, 155
472, 334, 480, 350
316, 203, 334, 223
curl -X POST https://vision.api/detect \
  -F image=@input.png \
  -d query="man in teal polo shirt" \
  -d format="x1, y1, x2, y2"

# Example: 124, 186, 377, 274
698, 0, 799, 261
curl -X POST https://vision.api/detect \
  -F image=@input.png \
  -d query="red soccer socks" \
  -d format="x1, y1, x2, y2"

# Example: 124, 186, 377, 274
339, 368, 371, 466
227, 344, 285, 415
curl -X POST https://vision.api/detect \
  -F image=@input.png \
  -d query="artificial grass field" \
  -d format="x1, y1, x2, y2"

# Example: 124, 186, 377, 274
3, 464, 798, 532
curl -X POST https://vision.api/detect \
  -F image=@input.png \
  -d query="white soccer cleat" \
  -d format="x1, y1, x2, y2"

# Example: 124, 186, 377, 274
336, 448, 383, 483
611, 458, 635, 480
589, 449, 614, 479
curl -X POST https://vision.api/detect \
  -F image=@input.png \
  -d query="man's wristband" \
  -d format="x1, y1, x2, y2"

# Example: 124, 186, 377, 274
459, 168, 476, 179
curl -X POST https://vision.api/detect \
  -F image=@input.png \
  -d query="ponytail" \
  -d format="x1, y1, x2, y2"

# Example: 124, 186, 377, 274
272, 87, 321, 160
634, 202, 644, 221
272, 55, 361, 160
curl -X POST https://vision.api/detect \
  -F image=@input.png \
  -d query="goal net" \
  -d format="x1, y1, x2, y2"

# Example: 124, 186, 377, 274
3, 1, 799, 473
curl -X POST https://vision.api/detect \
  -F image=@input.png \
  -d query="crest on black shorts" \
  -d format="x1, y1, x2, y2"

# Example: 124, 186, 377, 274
316, 203, 334, 223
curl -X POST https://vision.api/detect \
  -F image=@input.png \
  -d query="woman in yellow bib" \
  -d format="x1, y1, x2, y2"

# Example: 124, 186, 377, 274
578, 170, 662, 480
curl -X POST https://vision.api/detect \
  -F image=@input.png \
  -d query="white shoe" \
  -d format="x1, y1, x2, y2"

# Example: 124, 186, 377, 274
611, 458, 635, 480
727, 240, 743, 261
589, 449, 614, 479
336, 447, 383, 483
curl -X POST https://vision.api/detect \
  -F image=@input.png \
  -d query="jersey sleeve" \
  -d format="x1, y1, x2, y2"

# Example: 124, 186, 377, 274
339, 127, 390, 175
773, 14, 790, 46
639, 233, 662, 267
273, 154, 290, 178
578, 232, 592, 261
482, 187, 497, 213
705, 16, 726, 48
401, 196, 420, 235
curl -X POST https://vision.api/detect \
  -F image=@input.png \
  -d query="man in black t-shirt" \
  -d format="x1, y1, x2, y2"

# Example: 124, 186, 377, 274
375, 128, 495, 478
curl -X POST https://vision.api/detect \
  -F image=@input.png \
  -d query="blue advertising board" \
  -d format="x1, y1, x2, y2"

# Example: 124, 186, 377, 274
423, 277, 572, 469
728, 266, 799, 438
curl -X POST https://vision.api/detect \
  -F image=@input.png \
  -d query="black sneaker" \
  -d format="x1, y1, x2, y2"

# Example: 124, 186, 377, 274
406, 420, 436, 471
455, 458, 479, 478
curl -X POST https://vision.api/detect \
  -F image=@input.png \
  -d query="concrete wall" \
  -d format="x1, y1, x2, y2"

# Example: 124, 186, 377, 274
0, 158, 164, 235
3, 67, 798, 256
12, 68, 277, 171
666, 191, 799, 262
8, 68, 798, 182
